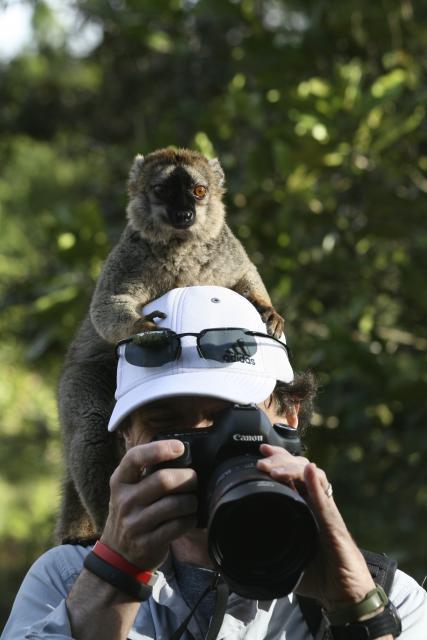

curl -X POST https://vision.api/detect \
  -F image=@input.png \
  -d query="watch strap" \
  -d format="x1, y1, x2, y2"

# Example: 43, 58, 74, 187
84, 551, 153, 601
93, 540, 157, 585
329, 601, 402, 639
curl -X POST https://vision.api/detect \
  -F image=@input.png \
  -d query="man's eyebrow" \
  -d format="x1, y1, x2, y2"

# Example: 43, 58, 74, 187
140, 407, 177, 419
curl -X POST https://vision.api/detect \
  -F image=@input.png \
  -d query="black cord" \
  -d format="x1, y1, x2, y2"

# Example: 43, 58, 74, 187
169, 573, 228, 640
205, 580, 230, 640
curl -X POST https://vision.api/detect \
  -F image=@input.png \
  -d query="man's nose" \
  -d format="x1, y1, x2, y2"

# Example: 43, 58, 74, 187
178, 402, 215, 429
187, 412, 214, 429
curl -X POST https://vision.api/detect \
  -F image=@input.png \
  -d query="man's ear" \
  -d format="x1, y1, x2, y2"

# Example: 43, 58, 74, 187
122, 429, 132, 445
259, 396, 300, 429
117, 420, 133, 447
284, 401, 300, 429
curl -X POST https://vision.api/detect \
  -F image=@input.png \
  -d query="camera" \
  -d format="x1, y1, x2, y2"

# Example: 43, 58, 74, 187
153, 404, 318, 599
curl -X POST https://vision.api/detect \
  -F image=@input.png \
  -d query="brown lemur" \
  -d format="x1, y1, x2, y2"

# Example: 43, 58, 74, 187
56, 147, 284, 543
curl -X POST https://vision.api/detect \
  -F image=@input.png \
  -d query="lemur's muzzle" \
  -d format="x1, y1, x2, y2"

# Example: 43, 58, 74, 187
169, 210, 195, 228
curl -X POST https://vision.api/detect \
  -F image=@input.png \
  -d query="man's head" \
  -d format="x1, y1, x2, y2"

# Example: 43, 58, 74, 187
116, 375, 318, 597
108, 285, 294, 433
120, 373, 317, 451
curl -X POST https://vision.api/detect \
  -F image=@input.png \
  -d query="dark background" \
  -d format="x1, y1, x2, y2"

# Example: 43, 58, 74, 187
1, 0, 427, 628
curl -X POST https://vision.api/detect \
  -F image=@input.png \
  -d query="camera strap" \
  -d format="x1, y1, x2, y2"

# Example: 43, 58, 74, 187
169, 572, 230, 640
205, 580, 230, 640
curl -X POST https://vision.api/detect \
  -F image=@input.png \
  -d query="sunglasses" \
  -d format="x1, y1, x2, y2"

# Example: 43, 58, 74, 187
117, 327, 291, 368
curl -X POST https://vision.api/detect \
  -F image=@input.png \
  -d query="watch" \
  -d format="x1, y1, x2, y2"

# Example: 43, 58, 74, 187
329, 601, 402, 639
326, 585, 389, 626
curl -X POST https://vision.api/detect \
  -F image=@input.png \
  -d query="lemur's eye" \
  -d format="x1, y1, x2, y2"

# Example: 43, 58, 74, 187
152, 184, 164, 196
194, 185, 207, 199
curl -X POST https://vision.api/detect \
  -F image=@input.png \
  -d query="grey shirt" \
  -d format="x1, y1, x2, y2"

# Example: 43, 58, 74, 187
2, 544, 426, 640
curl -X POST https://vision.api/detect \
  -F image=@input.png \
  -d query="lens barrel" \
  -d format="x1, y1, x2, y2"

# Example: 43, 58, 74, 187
206, 456, 318, 600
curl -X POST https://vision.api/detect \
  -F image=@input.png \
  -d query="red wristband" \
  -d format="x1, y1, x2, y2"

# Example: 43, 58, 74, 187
93, 541, 157, 585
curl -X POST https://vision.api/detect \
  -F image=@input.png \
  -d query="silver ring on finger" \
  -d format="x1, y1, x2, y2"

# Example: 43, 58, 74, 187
325, 482, 333, 498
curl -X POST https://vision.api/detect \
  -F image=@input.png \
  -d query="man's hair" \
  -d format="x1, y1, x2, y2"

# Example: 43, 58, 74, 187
271, 370, 318, 439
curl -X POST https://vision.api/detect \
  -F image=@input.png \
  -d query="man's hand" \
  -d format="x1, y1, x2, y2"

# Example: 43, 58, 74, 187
101, 439, 198, 570
257, 445, 376, 612
67, 440, 197, 640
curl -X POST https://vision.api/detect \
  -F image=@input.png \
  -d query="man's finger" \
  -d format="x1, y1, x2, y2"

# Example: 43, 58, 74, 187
304, 463, 347, 533
125, 493, 199, 534
142, 514, 198, 551
112, 440, 185, 485
122, 467, 198, 508
259, 443, 294, 459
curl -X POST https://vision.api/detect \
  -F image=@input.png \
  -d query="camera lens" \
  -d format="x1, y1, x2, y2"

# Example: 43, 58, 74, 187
207, 457, 318, 600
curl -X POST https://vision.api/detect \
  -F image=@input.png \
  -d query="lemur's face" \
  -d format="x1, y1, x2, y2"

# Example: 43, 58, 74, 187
149, 164, 209, 230
126, 149, 226, 243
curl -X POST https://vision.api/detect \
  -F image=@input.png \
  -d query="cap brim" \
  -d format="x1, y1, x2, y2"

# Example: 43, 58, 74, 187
108, 369, 278, 432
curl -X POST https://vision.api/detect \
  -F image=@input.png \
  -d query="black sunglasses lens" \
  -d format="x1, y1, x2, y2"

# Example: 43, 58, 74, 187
199, 329, 257, 363
124, 332, 180, 367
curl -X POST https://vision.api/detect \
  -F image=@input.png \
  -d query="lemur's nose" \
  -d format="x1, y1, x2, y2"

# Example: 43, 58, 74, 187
172, 210, 195, 228
177, 211, 193, 223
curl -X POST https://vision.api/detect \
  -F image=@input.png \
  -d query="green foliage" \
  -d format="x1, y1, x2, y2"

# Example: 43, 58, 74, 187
1, 0, 427, 626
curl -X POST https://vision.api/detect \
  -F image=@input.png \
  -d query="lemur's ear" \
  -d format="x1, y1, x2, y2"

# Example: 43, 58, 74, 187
128, 154, 145, 194
208, 158, 225, 187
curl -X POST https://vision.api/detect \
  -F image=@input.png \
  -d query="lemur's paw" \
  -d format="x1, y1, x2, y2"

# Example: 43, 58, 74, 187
260, 307, 285, 339
133, 310, 167, 334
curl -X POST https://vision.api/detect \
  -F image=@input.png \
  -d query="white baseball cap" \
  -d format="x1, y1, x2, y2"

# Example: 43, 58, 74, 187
108, 286, 293, 431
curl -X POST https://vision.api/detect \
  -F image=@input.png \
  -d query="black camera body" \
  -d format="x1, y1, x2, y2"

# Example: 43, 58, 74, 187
154, 403, 302, 524
153, 404, 318, 600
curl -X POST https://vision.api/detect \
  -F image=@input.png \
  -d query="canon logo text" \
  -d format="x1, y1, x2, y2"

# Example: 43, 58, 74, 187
233, 434, 264, 442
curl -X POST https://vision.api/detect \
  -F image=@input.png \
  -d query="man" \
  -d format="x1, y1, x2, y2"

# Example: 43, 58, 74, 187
2, 286, 426, 640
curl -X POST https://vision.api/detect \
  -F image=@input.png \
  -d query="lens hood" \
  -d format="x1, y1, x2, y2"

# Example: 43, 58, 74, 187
207, 457, 318, 600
